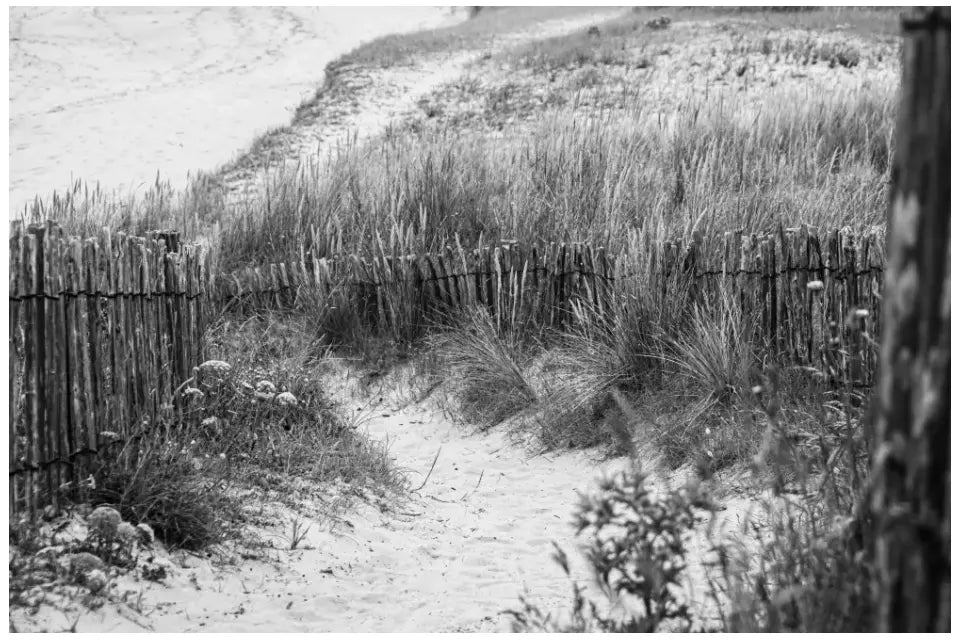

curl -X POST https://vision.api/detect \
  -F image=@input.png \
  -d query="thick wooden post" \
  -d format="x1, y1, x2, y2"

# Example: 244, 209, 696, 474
870, 7, 950, 633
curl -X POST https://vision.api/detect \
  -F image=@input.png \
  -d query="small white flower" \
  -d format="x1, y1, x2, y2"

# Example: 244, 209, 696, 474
116, 521, 139, 544
275, 392, 298, 407
751, 385, 763, 395
182, 387, 205, 401
83, 568, 109, 594
198, 360, 232, 376
255, 380, 277, 394
219, 453, 226, 460
806, 280, 824, 291
87, 506, 122, 540
705, 427, 711, 436
136, 523, 155, 546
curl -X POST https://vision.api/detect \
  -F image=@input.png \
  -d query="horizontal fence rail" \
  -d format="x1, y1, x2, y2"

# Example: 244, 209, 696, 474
9, 221, 211, 518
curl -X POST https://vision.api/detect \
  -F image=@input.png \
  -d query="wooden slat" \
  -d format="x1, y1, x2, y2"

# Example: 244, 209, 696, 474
64, 238, 83, 496
38, 224, 59, 509
84, 239, 103, 455
23, 229, 42, 518
10, 224, 24, 515
443, 247, 461, 312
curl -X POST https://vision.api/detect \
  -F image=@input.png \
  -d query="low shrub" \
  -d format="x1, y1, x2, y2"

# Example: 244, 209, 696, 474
516, 375, 877, 631
506, 465, 702, 632
706, 385, 875, 631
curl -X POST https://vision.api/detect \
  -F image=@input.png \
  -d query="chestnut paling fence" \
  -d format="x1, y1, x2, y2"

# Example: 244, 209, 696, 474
8, 221, 212, 517
9, 221, 884, 517
218, 224, 886, 384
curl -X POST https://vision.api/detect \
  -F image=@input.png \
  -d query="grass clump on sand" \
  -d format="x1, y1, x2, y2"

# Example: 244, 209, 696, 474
430, 308, 538, 431
74, 309, 404, 552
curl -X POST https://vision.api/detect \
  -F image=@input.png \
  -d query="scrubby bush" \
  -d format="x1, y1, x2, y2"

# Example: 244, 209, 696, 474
705, 384, 875, 631
507, 465, 702, 632
516, 374, 878, 631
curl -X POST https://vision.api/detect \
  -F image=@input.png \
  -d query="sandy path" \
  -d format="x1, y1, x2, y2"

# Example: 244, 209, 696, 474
8, 401, 625, 633
10, 384, 754, 633
9, 6, 465, 213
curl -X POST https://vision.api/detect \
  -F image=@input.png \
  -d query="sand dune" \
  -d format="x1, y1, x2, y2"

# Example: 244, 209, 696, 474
8, 6, 465, 213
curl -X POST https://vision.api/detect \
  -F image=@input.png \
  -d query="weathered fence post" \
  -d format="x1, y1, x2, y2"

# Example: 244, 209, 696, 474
869, 7, 950, 633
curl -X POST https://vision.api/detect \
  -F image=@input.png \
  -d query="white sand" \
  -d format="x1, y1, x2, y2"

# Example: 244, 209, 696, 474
10, 373, 757, 633
8, 6, 465, 213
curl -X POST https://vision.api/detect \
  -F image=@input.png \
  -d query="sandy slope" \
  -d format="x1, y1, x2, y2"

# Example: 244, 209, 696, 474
218, 8, 630, 203
8, 6, 465, 213
9, 377, 756, 633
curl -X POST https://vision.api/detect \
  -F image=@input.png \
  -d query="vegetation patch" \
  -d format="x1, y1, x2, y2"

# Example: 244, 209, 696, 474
429, 308, 538, 430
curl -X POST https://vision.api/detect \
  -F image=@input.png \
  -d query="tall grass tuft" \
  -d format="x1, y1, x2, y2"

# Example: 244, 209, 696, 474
430, 307, 537, 429
662, 285, 757, 406
89, 422, 237, 550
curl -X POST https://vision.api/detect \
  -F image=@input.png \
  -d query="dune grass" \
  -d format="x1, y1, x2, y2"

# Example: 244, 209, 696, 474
322, 6, 601, 74
429, 308, 538, 431
215, 80, 894, 272
27, 80, 893, 273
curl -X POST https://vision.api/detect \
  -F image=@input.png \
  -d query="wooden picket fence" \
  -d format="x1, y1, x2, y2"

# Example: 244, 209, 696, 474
216, 224, 886, 387
8, 220, 884, 518
8, 221, 212, 517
